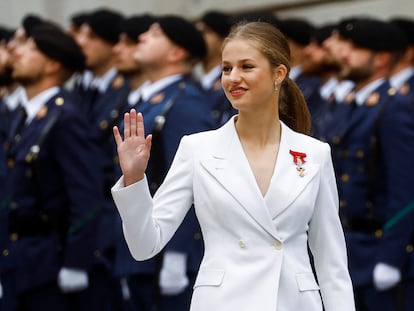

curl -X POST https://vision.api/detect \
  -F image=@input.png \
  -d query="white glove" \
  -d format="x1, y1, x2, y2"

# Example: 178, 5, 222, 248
373, 262, 401, 291
159, 251, 189, 296
0, 278, 3, 299
58, 268, 89, 293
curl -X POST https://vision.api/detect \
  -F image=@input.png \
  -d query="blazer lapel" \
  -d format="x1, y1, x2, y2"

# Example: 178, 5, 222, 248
268, 122, 319, 218
200, 118, 279, 240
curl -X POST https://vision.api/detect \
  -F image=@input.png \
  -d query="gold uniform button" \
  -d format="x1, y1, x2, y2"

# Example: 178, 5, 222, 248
274, 240, 283, 250
375, 230, 383, 238
356, 150, 365, 158
332, 136, 341, 144
99, 120, 108, 129
341, 174, 350, 182
406, 245, 414, 253
2, 249, 9, 257
113, 156, 119, 165
55, 97, 64, 106
238, 240, 246, 248
193, 233, 202, 240
7, 158, 14, 168
10, 233, 18, 241
388, 88, 397, 96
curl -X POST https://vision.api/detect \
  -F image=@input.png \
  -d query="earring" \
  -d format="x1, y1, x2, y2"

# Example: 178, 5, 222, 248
274, 81, 278, 91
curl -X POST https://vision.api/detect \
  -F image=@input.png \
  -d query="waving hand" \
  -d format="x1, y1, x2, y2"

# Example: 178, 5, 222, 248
113, 109, 152, 186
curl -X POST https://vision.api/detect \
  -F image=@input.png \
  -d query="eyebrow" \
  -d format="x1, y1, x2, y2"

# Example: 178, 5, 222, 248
222, 58, 254, 64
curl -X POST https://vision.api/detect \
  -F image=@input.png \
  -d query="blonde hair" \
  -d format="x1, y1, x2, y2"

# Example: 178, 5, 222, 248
223, 21, 311, 135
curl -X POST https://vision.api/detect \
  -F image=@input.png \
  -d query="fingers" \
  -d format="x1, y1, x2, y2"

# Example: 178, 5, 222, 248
123, 111, 131, 138
137, 112, 145, 138
120, 109, 146, 140
146, 134, 152, 150
130, 109, 137, 136
113, 126, 122, 146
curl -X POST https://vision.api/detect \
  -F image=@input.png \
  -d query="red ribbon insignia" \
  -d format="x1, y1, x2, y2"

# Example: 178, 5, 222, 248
289, 150, 307, 177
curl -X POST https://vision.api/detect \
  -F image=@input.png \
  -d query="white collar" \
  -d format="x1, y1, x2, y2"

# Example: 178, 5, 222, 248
90, 68, 118, 93
355, 79, 385, 106
22, 87, 60, 124
390, 67, 414, 89
141, 74, 182, 101
200, 65, 222, 90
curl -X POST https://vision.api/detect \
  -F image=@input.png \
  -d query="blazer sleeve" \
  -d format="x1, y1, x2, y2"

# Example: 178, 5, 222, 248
111, 135, 195, 260
308, 143, 356, 311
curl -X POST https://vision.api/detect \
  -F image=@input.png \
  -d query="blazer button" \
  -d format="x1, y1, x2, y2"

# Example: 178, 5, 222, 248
10, 233, 18, 241
238, 240, 246, 248
2, 249, 9, 257
274, 240, 283, 250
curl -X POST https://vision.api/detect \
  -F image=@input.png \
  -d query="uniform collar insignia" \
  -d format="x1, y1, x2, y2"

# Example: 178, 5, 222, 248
150, 92, 165, 104
112, 75, 124, 89
398, 83, 410, 95
343, 91, 355, 105
365, 92, 379, 106
35, 106, 48, 120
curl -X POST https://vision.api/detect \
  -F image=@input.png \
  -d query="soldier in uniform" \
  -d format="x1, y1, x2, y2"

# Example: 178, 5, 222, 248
120, 15, 216, 311
0, 16, 46, 311
327, 17, 414, 311
0, 24, 16, 311
301, 23, 341, 139
4, 23, 106, 310
111, 13, 155, 310
277, 18, 320, 102
389, 17, 414, 97
73, 8, 131, 308
194, 10, 235, 126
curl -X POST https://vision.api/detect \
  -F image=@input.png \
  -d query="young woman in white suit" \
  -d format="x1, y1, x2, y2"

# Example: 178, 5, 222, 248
111, 21, 355, 311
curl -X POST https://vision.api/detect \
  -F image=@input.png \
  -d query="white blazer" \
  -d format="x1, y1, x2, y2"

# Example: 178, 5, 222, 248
112, 117, 355, 311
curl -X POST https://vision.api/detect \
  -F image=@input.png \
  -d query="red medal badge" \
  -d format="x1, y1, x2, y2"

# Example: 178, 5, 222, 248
289, 150, 307, 177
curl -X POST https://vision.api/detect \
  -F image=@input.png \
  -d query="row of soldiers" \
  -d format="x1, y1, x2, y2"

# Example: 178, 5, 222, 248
0, 6, 414, 311
0, 8, 233, 311
288, 15, 414, 311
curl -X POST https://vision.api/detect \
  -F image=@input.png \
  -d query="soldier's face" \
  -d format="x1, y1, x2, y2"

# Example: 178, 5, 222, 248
11, 38, 48, 85
76, 24, 115, 73
133, 23, 177, 70
113, 33, 140, 74
339, 44, 374, 83
0, 42, 13, 85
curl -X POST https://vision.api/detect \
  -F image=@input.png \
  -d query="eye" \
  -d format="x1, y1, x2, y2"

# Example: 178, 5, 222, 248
222, 66, 231, 74
242, 64, 254, 70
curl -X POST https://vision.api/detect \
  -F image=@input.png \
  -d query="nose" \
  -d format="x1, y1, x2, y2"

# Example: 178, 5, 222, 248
228, 68, 241, 83
138, 30, 150, 43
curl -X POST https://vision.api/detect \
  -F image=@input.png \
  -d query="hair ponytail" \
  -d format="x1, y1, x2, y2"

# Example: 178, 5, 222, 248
279, 78, 311, 135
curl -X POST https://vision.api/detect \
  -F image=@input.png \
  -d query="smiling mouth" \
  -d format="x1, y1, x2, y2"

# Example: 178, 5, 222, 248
229, 88, 246, 94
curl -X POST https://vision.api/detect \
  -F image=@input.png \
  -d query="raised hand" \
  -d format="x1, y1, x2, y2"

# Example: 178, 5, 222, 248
113, 109, 152, 186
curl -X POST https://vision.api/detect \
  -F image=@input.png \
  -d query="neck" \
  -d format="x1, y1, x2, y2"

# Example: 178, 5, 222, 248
91, 62, 115, 77
126, 72, 148, 89
146, 64, 187, 82
203, 55, 221, 73
236, 110, 281, 147
23, 80, 59, 100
